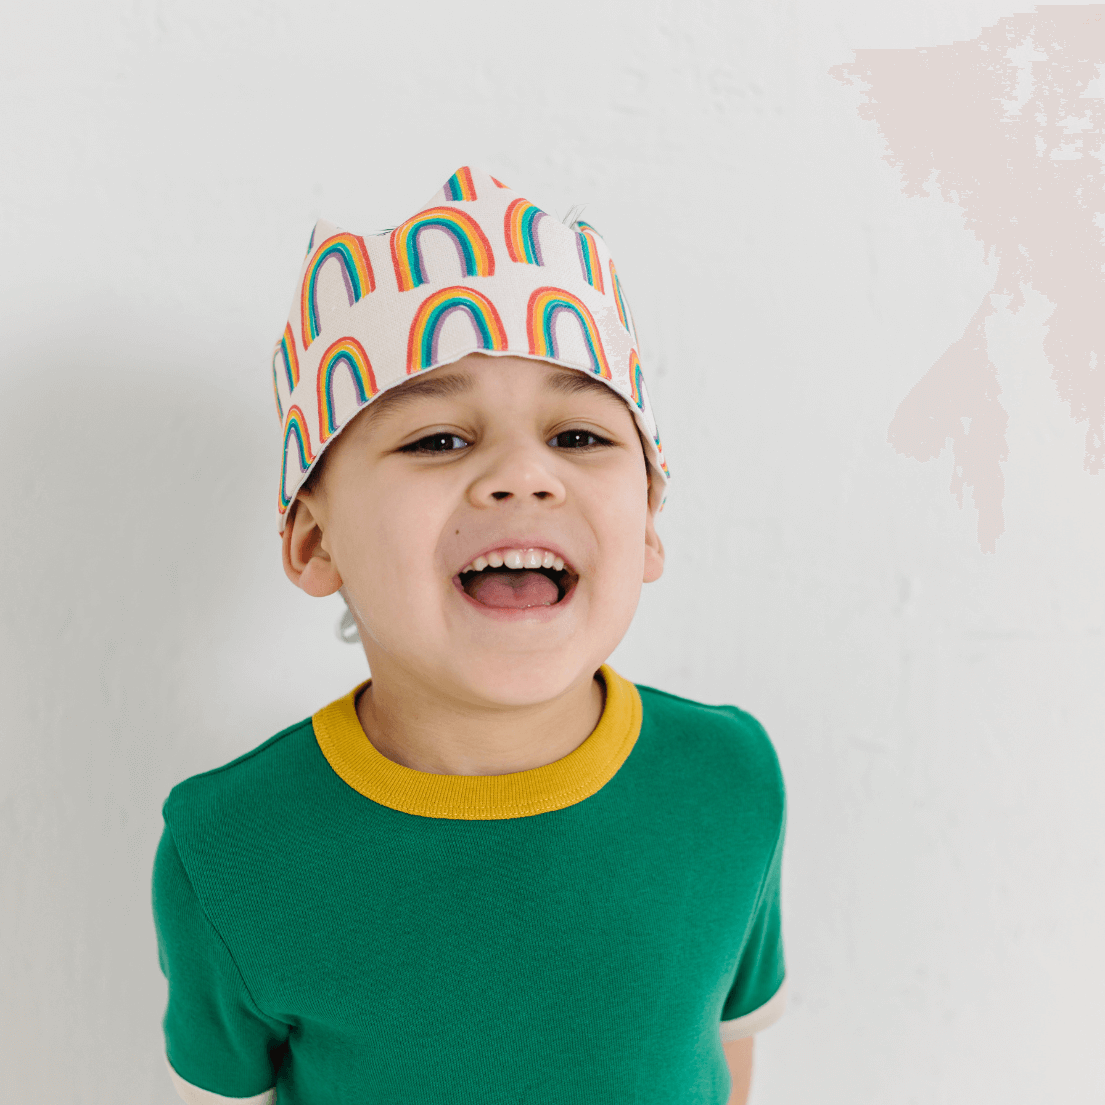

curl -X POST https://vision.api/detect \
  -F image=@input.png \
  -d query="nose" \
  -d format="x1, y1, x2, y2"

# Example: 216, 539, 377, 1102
467, 435, 567, 507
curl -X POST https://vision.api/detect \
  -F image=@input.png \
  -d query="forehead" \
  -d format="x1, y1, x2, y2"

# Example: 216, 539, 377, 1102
364, 354, 628, 422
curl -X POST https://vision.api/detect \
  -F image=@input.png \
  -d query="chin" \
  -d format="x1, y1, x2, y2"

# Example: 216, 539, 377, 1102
445, 649, 606, 708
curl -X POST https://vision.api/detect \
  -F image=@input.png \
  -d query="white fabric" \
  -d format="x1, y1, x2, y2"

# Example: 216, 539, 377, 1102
165, 1054, 277, 1105
718, 977, 788, 1041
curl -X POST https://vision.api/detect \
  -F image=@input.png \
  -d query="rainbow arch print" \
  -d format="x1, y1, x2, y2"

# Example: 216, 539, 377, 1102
300, 233, 376, 349
608, 258, 634, 338
279, 405, 315, 514
271, 366, 283, 420
654, 430, 670, 478
628, 349, 646, 411
317, 337, 378, 444
391, 207, 495, 292
490, 175, 510, 189
443, 167, 477, 201
407, 286, 508, 373
504, 198, 548, 266
271, 323, 300, 419
575, 224, 604, 293
526, 286, 611, 380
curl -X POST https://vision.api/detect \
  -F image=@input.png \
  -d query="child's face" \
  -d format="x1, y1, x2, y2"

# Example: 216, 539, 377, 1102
284, 353, 664, 707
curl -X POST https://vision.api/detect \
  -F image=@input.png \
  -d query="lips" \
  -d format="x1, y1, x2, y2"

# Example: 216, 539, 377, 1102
456, 546, 578, 609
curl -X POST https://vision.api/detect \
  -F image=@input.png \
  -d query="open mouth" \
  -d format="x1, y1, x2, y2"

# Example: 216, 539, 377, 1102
457, 548, 578, 609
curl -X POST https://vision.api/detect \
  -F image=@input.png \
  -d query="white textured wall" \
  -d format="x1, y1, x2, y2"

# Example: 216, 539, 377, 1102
2, 1, 1103, 1101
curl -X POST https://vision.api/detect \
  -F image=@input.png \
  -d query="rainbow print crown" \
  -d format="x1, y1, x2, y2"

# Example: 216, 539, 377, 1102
272, 166, 669, 530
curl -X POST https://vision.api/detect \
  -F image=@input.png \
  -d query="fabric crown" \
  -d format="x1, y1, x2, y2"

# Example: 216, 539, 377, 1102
271, 165, 669, 531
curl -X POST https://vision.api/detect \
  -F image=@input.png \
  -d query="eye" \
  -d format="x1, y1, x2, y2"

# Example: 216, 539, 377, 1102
547, 429, 612, 449
401, 432, 470, 454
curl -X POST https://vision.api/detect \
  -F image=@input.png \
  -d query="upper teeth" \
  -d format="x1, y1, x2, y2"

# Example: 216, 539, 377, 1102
461, 548, 565, 574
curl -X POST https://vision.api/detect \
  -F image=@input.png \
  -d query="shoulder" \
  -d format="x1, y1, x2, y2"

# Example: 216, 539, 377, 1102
634, 682, 785, 818
636, 682, 780, 764
162, 716, 318, 836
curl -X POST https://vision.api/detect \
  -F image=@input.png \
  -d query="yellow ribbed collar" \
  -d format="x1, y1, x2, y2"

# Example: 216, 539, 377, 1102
311, 665, 642, 820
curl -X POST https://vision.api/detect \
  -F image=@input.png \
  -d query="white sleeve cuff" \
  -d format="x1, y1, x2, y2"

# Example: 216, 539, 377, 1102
718, 977, 788, 1041
165, 1054, 277, 1105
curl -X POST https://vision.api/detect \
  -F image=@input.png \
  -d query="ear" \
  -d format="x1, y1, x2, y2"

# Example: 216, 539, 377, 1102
642, 505, 665, 584
282, 495, 344, 597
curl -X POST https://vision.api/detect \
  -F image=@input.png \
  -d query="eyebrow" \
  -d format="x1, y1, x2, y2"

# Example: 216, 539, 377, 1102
363, 362, 623, 429
362, 371, 475, 425
543, 368, 626, 404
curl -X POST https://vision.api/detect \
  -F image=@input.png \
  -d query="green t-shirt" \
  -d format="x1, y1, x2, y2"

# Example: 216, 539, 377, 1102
153, 666, 786, 1105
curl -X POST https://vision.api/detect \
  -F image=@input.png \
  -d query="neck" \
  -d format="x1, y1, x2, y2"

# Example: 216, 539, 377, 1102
353, 654, 606, 776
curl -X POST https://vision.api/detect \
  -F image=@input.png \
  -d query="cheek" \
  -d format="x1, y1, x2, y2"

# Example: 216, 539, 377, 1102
334, 483, 451, 605
587, 479, 649, 590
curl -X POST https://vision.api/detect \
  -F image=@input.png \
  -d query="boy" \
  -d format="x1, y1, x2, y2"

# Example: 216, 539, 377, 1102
153, 166, 787, 1105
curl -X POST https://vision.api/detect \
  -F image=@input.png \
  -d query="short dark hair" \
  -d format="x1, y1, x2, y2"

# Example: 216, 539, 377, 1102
299, 444, 329, 498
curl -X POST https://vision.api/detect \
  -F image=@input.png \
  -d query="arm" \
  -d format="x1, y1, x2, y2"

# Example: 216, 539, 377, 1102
723, 1036, 754, 1105
153, 824, 288, 1102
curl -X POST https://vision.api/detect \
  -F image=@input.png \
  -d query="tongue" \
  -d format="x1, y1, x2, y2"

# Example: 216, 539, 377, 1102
468, 569, 560, 608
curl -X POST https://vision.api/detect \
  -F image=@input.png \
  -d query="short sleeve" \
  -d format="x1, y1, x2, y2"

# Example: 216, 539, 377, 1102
152, 823, 290, 1101
719, 809, 787, 1041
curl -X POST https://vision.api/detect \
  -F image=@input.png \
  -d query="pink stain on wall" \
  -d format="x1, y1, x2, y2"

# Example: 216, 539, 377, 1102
831, 6, 1105, 552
